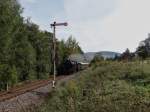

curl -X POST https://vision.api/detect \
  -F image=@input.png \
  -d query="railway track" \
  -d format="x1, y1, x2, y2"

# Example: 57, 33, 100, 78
0, 76, 66, 102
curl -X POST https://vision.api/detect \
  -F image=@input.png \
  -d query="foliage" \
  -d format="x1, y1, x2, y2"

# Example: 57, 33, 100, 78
120, 48, 131, 60
38, 61, 150, 112
57, 37, 83, 75
65, 36, 83, 55
0, 1, 83, 90
136, 44, 148, 60
136, 35, 150, 59
90, 55, 105, 68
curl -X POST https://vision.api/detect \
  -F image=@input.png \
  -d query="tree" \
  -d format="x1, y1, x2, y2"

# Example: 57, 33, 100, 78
66, 36, 83, 55
0, 0, 23, 89
0, 1, 83, 90
25, 21, 53, 79
120, 48, 131, 61
91, 55, 104, 63
57, 36, 83, 75
136, 34, 150, 59
136, 42, 148, 60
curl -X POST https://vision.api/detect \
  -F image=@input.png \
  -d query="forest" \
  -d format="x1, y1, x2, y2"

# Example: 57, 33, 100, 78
0, 0, 82, 90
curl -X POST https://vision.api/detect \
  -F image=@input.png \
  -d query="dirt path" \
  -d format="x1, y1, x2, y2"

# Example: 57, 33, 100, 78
0, 74, 76, 112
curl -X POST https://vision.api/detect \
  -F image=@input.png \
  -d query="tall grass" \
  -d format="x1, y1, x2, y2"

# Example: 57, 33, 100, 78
37, 61, 150, 112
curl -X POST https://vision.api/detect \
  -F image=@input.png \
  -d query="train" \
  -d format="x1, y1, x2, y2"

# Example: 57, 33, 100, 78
57, 54, 89, 75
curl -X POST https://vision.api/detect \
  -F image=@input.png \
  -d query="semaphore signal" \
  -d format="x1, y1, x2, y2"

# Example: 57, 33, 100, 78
50, 21, 68, 88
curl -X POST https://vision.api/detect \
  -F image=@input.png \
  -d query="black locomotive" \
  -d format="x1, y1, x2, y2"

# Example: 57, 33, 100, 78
57, 59, 81, 75
57, 54, 89, 75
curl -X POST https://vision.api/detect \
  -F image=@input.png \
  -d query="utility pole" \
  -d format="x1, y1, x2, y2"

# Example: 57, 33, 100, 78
50, 21, 68, 88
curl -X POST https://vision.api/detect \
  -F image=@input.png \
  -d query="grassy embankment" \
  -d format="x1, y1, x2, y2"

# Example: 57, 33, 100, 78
36, 61, 150, 112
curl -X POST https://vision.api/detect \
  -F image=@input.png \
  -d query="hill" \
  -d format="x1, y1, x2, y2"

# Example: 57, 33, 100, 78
84, 52, 96, 61
96, 51, 121, 59
84, 51, 121, 61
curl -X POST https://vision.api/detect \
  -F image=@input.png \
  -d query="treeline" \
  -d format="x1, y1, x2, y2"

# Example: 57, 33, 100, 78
121, 35, 150, 61
90, 35, 150, 64
0, 0, 82, 90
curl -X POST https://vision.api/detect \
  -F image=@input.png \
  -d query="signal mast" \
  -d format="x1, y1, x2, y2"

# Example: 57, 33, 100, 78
50, 21, 68, 88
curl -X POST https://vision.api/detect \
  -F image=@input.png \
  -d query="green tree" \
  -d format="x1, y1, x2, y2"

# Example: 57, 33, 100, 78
120, 48, 131, 61
25, 21, 53, 79
0, 0, 23, 89
57, 36, 83, 74
66, 36, 83, 55
0, 0, 83, 90
137, 46, 148, 60
136, 42, 148, 60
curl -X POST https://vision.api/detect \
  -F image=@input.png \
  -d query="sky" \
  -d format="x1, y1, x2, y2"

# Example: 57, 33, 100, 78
18, 0, 150, 53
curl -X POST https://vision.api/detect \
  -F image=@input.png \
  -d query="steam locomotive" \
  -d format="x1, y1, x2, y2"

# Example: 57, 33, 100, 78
57, 60, 89, 75
57, 54, 89, 75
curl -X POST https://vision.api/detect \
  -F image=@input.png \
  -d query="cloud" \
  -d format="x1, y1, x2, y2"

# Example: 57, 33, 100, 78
20, 0, 150, 52
63, 0, 150, 52
99, 0, 150, 52
63, 0, 118, 52
64, 0, 116, 22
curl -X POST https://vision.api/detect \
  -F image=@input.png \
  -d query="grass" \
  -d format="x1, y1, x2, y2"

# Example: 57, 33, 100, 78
36, 61, 150, 112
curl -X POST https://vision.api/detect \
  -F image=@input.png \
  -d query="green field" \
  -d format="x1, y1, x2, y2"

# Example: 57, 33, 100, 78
35, 61, 150, 112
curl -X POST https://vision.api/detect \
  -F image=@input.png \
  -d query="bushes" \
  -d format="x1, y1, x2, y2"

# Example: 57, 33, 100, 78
37, 62, 150, 112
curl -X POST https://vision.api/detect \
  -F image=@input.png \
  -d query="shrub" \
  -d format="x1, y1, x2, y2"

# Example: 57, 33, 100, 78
37, 61, 150, 112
